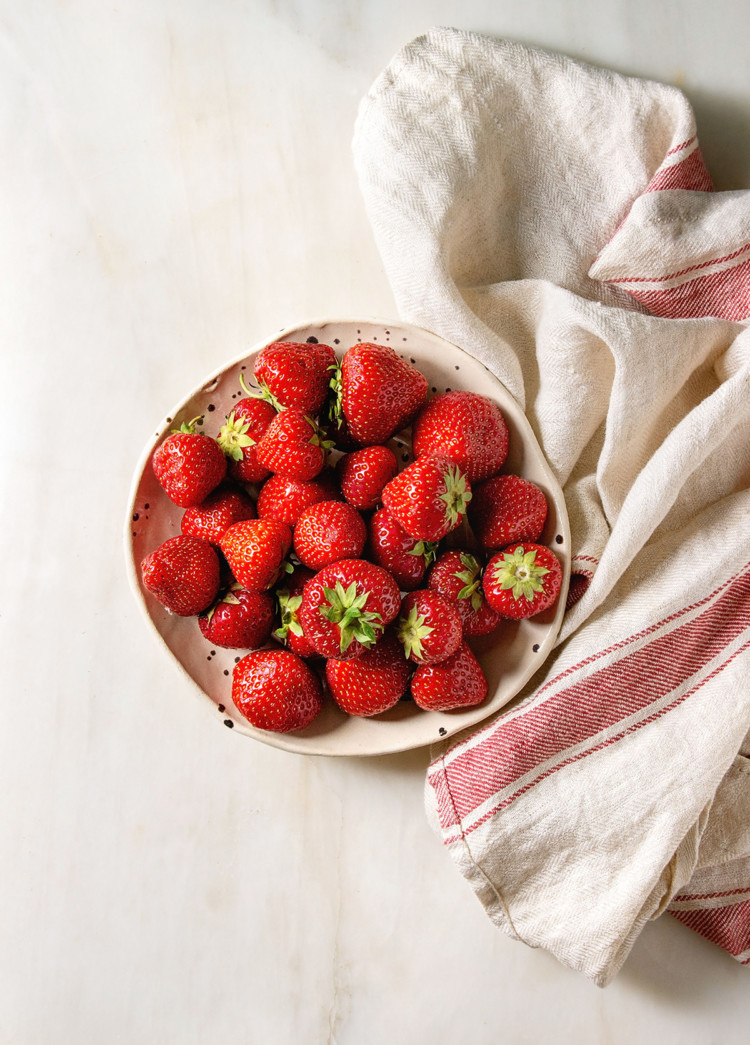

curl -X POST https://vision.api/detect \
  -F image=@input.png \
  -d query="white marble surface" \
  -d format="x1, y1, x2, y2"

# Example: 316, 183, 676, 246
2, 2, 749, 1042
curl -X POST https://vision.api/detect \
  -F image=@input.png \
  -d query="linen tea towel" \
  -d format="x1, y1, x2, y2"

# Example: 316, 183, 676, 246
352, 28, 750, 986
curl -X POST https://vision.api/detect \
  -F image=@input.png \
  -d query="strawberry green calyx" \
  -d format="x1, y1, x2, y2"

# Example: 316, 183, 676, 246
407, 539, 439, 566
217, 410, 256, 461
274, 589, 305, 643
397, 605, 434, 661
455, 552, 483, 611
239, 371, 284, 412
173, 415, 205, 434
320, 580, 383, 653
491, 545, 550, 602
325, 362, 344, 428
440, 465, 472, 527
307, 416, 336, 454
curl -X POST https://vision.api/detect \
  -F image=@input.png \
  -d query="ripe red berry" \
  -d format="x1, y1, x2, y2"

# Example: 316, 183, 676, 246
483, 543, 562, 619
152, 418, 227, 508
219, 518, 292, 592
396, 589, 463, 665
469, 474, 548, 549
299, 559, 401, 660
381, 453, 472, 542
412, 391, 509, 483
428, 549, 503, 637
254, 341, 337, 413
198, 586, 275, 649
181, 485, 256, 545
411, 641, 488, 711
273, 566, 318, 658
141, 534, 220, 616
326, 631, 412, 716
232, 648, 323, 733
336, 445, 398, 510
256, 409, 332, 481
337, 342, 428, 445
256, 469, 340, 528
367, 508, 437, 591
219, 398, 277, 484
293, 500, 367, 571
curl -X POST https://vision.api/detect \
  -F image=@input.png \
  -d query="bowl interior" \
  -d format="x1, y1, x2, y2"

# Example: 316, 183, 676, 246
125, 318, 570, 756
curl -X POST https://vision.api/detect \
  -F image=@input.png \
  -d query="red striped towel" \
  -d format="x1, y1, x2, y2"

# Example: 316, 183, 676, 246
353, 28, 750, 985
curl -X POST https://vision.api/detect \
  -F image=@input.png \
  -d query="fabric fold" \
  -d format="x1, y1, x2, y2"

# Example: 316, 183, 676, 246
353, 27, 750, 983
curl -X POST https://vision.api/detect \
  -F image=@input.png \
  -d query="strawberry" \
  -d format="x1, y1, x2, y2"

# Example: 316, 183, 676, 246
273, 566, 318, 658
141, 534, 220, 616
483, 542, 562, 619
397, 589, 463, 665
198, 584, 275, 649
325, 631, 412, 716
254, 340, 337, 413
220, 518, 292, 592
293, 500, 367, 571
152, 417, 227, 508
256, 469, 340, 528
181, 484, 256, 545
299, 558, 401, 660
412, 391, 509, 483
335, 343, 427, 445
256, 409, 332, 481
232, 647, 323, 733
336, 445, 398, 510
469, 474, 548, 549
411, 641, 488, 712
367, 508, 437, 591
218, 398, 277, 484
381, 453, 472, 542
428, 549, 503, 637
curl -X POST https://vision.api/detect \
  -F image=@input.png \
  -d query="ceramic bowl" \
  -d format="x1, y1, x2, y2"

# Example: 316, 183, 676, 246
125, 318, 570, 756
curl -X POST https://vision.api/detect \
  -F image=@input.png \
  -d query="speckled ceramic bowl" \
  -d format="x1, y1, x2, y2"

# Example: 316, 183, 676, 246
125, 318, 570, 756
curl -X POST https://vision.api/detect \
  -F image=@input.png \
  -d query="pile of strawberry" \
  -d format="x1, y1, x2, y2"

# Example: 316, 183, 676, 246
140, 339, 562, 734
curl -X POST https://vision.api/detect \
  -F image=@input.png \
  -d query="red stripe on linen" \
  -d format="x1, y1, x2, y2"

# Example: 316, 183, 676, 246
645, 143, 714, 193
673, 888, 750, 902
616, 255, 750, 320
429, 566, 750, 834
670, 900, 750, 959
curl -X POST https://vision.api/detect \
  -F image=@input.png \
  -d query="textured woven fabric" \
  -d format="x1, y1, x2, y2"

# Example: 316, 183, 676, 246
353, 27, 750, 985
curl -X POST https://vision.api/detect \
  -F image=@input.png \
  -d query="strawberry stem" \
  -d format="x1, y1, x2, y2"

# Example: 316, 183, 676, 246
491, 546, 550, 602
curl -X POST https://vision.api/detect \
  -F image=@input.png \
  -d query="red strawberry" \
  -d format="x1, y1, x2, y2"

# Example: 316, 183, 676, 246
293, 500, 366, 571
469, 474, 548, 549
181, 484, 256, 545
254, 340, 337, 413
483, 542, 562, 619
381, 453, 472, 542
256, 409, 332, 481
198, 584, 275, 649
336, 445, 398, 510
397, 589, 463, 665
220, 518, 292, 591
428, 549, 503, 637
326, 631, 412, 716
336, 343, 427, 445
273, 566, 318, 658
219, 398, 276, 484
412, 391, 509, 483
232, 647, 323, 733
411, 641, 488, 712
367, 508, 437, 591
256, 469, 340, 528
152, 417, 227, 508
141, 534, 220, 616
299, 558, 401, 660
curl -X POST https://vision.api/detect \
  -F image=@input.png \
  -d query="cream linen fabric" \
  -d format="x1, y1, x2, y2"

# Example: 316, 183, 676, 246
353, 28, 750, 984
